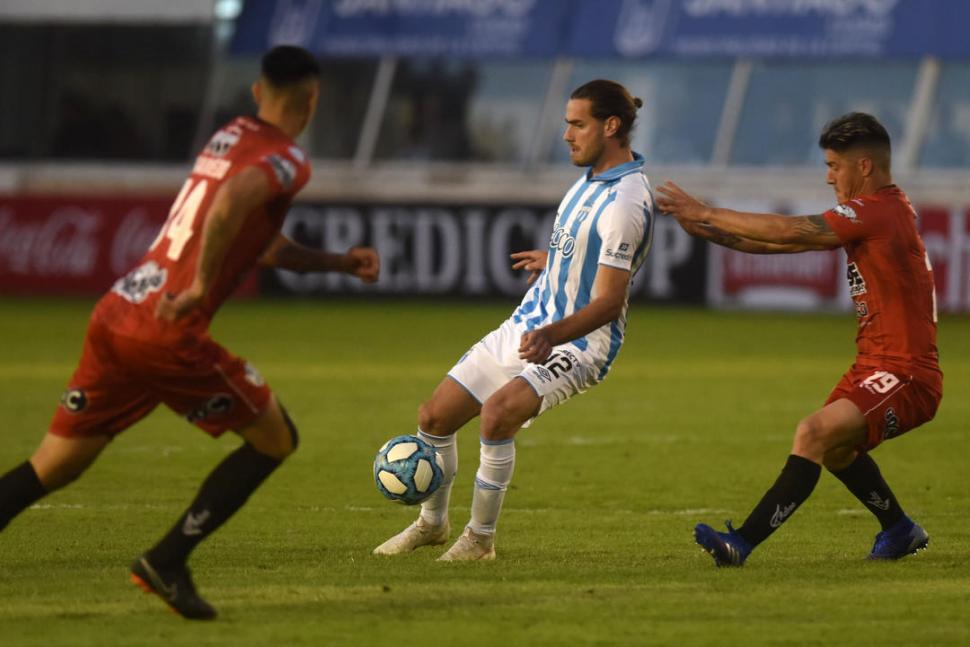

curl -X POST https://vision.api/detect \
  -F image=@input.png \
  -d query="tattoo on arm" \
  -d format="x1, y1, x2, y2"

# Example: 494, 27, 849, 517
793, 214, 833, 237
698, 223, 747, 249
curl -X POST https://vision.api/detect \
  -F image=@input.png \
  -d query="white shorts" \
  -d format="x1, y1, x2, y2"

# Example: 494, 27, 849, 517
447, 317, 604, 425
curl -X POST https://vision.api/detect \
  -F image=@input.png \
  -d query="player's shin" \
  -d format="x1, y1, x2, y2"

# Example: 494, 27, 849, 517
737, 454, 821, 547
0, 461, 47, 531
417, 428, 457, 526
468, 438, 515, 536
145, 443, 281, 568
830, 453, 904, 531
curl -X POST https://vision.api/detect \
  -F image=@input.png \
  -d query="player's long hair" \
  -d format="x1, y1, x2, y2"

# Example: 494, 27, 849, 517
570, 80, 643, 148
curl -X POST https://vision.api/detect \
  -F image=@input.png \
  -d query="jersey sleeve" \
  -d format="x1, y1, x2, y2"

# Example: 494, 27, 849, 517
822, 198, 884, 243
596, 190, 649, 271
251, 144, 311, 198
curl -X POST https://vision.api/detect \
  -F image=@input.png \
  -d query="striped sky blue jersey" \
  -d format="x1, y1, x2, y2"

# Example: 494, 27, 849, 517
512, 153, 655, 378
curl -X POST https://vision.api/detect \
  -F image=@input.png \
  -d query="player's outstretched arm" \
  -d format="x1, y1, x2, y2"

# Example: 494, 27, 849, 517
519, 265, 628, 364
511, 249, 548, 285
679, 221, 820, 254
156, 166, 273, 322
259, 236, 380, 283
656, 180, 842, 252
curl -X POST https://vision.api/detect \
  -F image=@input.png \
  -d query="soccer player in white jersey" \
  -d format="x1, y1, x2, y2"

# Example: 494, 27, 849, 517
373, 80, 655, 560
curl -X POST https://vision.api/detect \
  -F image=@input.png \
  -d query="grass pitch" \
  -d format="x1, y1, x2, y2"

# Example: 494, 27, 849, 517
0, 298, 968, 645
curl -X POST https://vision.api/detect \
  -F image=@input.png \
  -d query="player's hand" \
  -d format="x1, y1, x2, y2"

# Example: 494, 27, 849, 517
344, 247, 380, 284
155, 283, 204, 322
519, 328, 553, 364
655, 181, 711, 224
511, 249, 548, 285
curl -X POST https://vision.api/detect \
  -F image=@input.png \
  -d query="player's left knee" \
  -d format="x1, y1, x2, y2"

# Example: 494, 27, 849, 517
793, 416, 828, 458
479, 397, 518, 442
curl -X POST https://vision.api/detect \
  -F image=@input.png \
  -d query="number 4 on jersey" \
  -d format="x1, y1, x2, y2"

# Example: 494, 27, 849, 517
150, 178, 209, 261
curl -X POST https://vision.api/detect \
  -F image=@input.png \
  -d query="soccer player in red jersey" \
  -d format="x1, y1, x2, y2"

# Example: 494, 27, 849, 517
656, 112, 942, 566
0, 46, 379, 618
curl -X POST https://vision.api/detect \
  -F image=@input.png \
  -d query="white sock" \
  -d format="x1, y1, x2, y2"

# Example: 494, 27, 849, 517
468, 438, 515, 536
418, 428, 457, 527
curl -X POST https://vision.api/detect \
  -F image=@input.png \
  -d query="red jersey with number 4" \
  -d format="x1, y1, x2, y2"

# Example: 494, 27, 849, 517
822, 186, 939, 372
95, 116, 310, 344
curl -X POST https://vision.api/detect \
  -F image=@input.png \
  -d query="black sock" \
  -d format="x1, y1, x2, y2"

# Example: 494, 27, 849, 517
830, 453, 904, 531
0, 461, 48, 532
146, 443, 281, 569
737, 454, 821, 547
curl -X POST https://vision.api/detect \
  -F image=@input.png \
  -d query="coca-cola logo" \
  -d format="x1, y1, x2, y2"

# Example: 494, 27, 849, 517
0, 207, 101, 277
111, 208, 163, 275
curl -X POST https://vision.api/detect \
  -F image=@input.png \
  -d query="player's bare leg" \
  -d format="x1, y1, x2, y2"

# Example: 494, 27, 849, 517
132, 395, 296, 620
373, 378, 480, 556
439, 377, 539, 562
0, 433, 108, 532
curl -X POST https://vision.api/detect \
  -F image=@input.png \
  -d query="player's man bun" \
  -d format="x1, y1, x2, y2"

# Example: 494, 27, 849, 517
571, 79, 642, 148
818, 112, 892, 169
261, 45, 321, 88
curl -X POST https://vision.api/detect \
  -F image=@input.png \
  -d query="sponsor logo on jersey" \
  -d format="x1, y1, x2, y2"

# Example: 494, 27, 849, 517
549, 226, 576, 257
532, 365, 553, 384
192, 155, 232, 180
266, 154, 296, 190
207, 130, 240, 157
846, 262, 867, 296
186, 394, 234, 423
884, 407, 900, 439
111, 260, 167, 304
855, 300, 868, 318
60, 388, 87, 413
604, 241, 633, 262
833, 204, 858, 221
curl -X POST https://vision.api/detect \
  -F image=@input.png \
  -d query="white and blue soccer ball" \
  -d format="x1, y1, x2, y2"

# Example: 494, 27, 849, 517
373, 435, 444, 505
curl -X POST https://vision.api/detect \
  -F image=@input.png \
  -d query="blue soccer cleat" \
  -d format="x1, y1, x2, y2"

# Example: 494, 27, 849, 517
867, 515, 929, 560
694, 521, 753, 567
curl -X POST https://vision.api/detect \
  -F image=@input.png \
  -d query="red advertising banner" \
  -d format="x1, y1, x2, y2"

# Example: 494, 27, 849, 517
0, 195, 258, 296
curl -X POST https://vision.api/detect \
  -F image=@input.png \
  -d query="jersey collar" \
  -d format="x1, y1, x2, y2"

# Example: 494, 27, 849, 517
587, 152, 645, 182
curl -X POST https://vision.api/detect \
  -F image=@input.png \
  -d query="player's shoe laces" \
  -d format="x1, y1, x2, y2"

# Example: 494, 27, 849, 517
867, 515, 929, 560
372, 517, 450, 556
694, 521, 753, 567
130, 556, 217, 620
437, 526, 496, 561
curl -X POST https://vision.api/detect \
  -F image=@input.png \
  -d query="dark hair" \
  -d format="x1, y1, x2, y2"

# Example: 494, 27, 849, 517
818, 112, 891, 168
261, 46, 320, 87
570, 79, 643, 147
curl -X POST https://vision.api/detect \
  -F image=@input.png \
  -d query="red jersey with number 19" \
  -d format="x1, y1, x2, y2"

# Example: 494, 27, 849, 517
95, 116, 310, 345
822, 185, 939, 373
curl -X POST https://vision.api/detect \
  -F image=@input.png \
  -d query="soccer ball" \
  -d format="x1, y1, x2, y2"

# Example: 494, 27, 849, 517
373, 435, 445, 505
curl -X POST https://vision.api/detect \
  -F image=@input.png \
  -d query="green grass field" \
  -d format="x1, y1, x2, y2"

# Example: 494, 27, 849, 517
1, 298, 968, 645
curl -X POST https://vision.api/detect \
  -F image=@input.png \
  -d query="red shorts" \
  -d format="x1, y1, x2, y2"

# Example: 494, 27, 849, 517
50, 317, 271, 439
826, 363, 942, 451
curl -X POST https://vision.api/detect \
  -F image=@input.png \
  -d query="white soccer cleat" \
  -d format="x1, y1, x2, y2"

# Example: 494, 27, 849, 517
372, 517, 450, 556
437, 527, 496, 561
